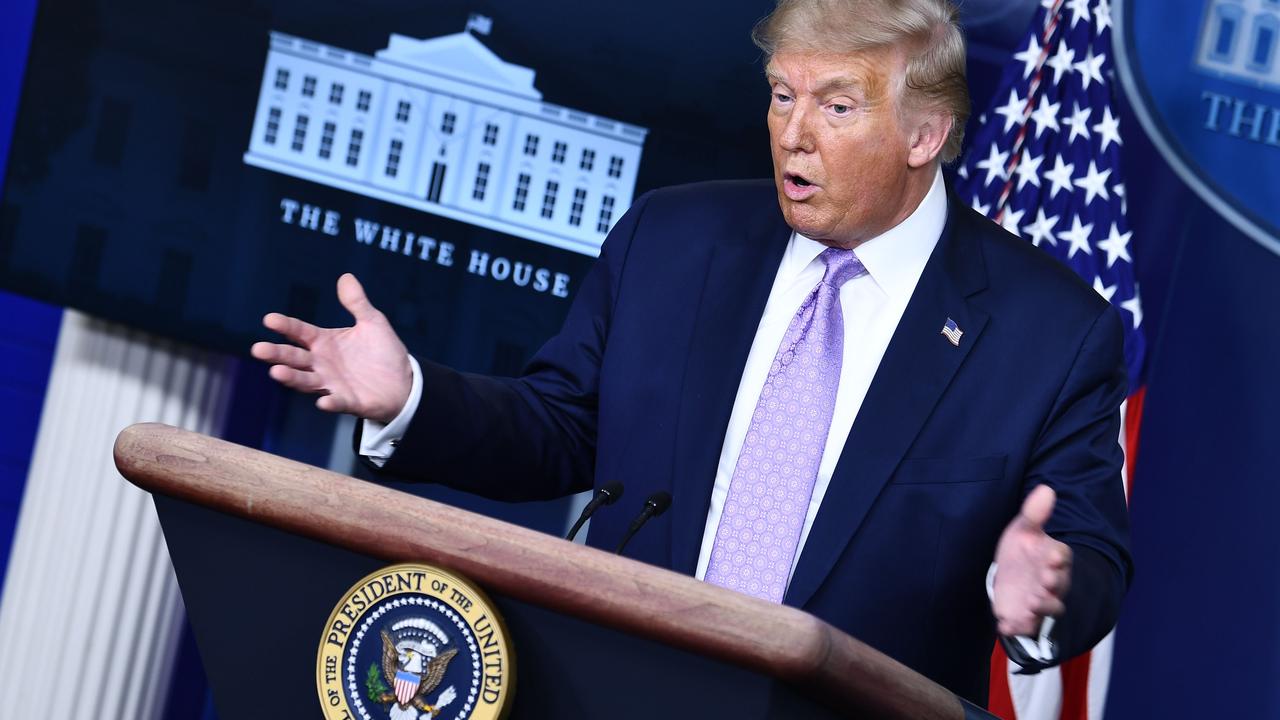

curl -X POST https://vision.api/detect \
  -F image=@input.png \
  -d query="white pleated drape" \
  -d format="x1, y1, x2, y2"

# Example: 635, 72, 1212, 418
0, 310, 234, 719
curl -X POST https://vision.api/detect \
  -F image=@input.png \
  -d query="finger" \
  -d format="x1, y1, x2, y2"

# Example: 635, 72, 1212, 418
1019, 484, 1057, 530
263, 312, 321, 347
316, 393, 351, 415
1046, 543, 1073, 571
250, 341, 312, 369
337, 273, 381, 323
1031, 593, 1066, 619
998, 612, 1039, 637
268, 364, 326, 394
1041, 566, 1071, 596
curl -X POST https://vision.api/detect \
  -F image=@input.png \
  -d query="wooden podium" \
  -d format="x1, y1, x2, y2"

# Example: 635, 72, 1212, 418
115, 423, 986, 720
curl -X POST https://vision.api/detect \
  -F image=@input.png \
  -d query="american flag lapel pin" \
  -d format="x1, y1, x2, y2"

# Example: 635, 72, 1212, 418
941, 317, 963, 347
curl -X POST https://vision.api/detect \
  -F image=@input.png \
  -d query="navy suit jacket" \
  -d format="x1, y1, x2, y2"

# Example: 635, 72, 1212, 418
378, 180, 1133, 704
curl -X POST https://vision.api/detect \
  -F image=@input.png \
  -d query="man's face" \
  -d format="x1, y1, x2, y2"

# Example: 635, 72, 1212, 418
766, 47, 919, 248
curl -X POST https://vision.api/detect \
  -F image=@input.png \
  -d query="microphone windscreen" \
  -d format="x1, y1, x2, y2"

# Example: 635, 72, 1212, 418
601, 481, 624, 504
646, 491, 672, 516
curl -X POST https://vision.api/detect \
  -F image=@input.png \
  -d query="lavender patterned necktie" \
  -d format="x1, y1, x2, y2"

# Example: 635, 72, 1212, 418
704, 247, 866, 602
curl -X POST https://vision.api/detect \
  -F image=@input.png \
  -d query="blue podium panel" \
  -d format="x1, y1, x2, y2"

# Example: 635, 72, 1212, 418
154, 492, 851, 719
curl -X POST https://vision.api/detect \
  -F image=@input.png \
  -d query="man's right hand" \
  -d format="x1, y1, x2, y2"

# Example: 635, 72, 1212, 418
251, 273, 412, 423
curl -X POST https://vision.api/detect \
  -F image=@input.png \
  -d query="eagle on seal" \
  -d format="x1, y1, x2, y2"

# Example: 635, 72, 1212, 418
380, 628, 459, 713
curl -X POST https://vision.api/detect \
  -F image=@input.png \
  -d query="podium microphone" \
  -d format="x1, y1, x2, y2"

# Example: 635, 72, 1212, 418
565, 481, 624, 542
614, 491, 672, 555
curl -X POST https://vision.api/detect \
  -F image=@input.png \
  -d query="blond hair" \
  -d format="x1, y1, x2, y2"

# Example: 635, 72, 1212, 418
753, 0, 970, 162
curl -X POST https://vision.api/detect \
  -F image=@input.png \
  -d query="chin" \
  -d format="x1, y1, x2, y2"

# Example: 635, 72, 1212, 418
777, 203, 825, 238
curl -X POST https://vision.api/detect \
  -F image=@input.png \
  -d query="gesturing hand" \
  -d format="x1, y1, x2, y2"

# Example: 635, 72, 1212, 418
251, 273, 412, 424
992, 485, 1073, 637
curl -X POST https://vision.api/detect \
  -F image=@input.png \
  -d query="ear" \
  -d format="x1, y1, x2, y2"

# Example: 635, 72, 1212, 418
906, 109, 952, 168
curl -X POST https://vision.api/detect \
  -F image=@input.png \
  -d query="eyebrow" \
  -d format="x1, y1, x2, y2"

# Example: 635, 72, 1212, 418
765, 69, 865, 96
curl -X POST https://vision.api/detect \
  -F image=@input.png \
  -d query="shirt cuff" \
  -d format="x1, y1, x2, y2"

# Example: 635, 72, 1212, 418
986, 562, 1057, 665
358, 355, 422, 467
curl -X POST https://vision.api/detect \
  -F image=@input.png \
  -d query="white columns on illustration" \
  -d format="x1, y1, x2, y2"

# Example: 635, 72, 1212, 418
0, 310, 233, 720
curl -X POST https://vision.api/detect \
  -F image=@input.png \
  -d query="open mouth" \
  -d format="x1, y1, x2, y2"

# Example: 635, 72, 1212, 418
783, 173, 819, 199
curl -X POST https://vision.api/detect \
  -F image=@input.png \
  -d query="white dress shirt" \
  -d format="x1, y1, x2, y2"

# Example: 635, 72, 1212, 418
693, 168, 947, 584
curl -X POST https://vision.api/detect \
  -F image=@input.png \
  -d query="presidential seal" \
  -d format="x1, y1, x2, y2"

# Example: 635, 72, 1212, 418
317, 564, 515, 720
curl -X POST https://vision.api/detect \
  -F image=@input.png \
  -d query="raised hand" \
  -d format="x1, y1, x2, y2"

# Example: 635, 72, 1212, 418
251, 273, 412, 423
992, 484, 1073, 637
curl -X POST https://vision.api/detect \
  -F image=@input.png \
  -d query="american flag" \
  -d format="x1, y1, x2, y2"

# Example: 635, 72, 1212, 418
941, 317, 964, 346
953, 0, 1146, 718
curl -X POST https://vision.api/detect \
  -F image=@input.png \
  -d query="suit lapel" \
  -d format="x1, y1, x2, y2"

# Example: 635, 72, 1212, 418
784, 199, 991, 609
668, 209, 792, 576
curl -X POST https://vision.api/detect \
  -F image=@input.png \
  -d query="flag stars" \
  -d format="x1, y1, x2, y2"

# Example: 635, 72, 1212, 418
1023, 208, 1060, 247
1092, 276, 1117, 303
1114, 182, 1127, 214
1029, 95, 1062, 139
1120, 286, 1143, 328
1014, 151, 1044, 191
1074, 50, 1106, 90
1044, 155, 1076, 200
1063, 102, 1093, 144
976, 144, 1010, 187
1013, 36, 1043, 80
1094, 106, 1123, 151
1067, 0, 1092, 27
999, 206, 1027, 237
1046, 43, 1077, 85
1095, 0, 1114, 33
1096, 223, 1133, 267
1074, 160, 1113, 205
1057, 215, 1095, 259
994, 89, 1028, 133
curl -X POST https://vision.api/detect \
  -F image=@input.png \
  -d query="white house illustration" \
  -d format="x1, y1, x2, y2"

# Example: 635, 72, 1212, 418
244, 24, 648, 256
1197, 0, 1280, 88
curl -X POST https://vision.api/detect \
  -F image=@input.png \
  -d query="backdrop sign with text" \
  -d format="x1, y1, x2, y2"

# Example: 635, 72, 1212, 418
1115, 0, 1280, 256
0, 0, 777, 372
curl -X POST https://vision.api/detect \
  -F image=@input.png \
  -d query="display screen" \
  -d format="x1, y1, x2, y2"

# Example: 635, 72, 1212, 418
0, 0, 1029, 372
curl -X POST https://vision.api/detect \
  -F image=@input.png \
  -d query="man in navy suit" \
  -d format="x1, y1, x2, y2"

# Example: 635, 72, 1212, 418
253, 0, 1131, 704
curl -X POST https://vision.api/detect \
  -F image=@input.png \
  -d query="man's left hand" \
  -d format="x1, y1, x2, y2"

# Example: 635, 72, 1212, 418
993, 485, 1073, 636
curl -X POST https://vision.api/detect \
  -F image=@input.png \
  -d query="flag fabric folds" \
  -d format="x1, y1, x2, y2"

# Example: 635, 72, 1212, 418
953, 0, 1146, 717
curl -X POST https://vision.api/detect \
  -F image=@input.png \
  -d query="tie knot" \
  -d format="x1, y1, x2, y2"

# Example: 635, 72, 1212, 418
819, 247, 866, 289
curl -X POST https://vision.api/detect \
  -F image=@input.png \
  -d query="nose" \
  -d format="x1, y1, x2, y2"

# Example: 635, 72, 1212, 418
777, 103, 814, 153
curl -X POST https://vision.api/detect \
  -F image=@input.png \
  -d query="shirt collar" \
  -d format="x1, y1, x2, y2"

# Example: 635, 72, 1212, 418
781, 168, 948, 301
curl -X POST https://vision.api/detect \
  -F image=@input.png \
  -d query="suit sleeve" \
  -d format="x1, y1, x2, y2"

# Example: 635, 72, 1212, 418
1024, 303, 1135, 663
363, 191, 653, 501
